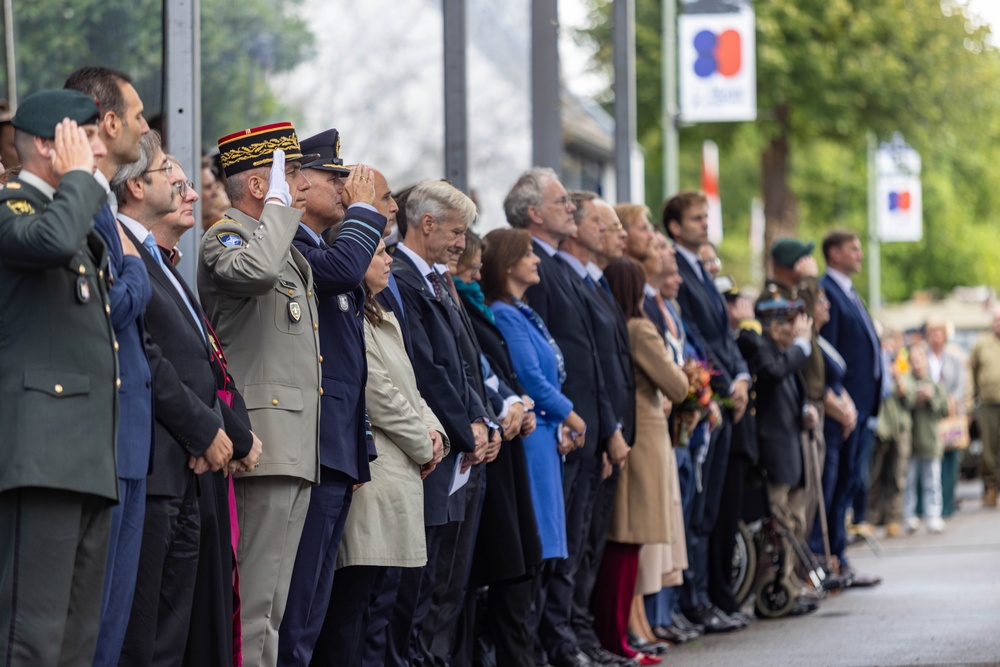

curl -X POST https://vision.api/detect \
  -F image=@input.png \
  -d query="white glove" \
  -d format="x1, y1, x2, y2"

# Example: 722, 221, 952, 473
265, 149, 291, 206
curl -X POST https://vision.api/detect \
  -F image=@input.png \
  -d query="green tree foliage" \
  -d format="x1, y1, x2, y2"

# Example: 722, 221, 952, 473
2, 0, 312, 150
580, 0, 1000, 301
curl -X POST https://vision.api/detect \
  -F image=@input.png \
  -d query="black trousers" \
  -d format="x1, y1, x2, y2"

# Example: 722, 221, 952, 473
311, 565, 388, 666
681, 418, 732, 611
539, 455, 600, 661
120, 479, 201, 667
363, 566, 403, 667
385, 524, 444, 667
483, 576, 535, 667
573, 461, 620, 651
0, 487, 112, 667
707, 454, 751, 614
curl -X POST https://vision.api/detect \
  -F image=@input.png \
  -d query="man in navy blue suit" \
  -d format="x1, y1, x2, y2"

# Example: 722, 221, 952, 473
386, 180, 490, 667
663, 191, 750, 633
64, 66, 155, 667
278, 129, 387, 667
813, 229, 883, 586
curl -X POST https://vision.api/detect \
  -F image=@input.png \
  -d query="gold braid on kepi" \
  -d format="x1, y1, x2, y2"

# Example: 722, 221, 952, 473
217, 122, 320, 178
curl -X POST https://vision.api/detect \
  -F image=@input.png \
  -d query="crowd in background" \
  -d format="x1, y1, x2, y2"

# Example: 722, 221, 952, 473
0, 67, 994, 667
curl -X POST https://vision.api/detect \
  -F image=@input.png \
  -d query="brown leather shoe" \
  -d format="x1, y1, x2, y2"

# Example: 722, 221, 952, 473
885, 522, 901, 537
984, 486, 998, 508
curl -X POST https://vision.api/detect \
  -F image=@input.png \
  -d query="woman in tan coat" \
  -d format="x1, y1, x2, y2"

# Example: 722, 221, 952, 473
319, 239, 448, 663
591, 258, 689, 663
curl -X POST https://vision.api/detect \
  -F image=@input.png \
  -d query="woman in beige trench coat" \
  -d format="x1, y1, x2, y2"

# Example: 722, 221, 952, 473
591, 258, 689, 662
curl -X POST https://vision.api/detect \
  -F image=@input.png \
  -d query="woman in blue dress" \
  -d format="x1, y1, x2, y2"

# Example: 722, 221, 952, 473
482, 228, 584, 561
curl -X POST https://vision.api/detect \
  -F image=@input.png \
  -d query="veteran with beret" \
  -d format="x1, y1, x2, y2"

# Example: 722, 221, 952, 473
0, 89, 119, 666
198, 122, 322, 667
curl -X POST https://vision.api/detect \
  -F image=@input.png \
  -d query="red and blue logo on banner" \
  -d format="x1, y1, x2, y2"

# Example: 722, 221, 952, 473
888, 191, 911, 212
693, 29, 742, 78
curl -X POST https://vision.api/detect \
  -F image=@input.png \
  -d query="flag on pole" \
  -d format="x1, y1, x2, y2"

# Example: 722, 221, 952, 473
702, 139, 723, 243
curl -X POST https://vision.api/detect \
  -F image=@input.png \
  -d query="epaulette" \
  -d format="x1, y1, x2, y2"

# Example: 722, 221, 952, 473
210, 217, 242, 229
739, 319, 762, 334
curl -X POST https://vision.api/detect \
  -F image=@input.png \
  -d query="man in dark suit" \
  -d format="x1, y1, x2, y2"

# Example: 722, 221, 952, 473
386, 180, 490, 667
562, 192, 639, 665
663, 191, 749, 633
0, 89, 119, 667
814, 229, 883, 586
504, 168, 618, 667
64, 66, 156, 667
115, 130, 248, 665
278, 129, 387, 667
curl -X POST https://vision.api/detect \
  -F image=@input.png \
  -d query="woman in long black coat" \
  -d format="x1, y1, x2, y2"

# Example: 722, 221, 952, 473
452, 231, 542, 667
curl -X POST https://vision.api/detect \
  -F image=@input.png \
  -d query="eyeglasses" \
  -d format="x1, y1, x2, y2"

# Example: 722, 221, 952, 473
607, 223, 624, 232
548, 196, 572, 208
701, 257, 722, 270
144, 161, 173, 176
173, 180, 195, 199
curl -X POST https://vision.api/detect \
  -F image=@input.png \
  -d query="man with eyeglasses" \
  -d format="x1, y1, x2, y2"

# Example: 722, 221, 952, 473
64, 66, 159, 667
114, 130, 254, 666
504, 169, 620, 667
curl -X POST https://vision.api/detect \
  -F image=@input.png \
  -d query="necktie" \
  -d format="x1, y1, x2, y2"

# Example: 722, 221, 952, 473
144, 233, 206, 342
598, 275, 613, 300
426, 271, 442, 300
584, 275, 598, 292
142, 232, 167, 271
656, 293, 679, 339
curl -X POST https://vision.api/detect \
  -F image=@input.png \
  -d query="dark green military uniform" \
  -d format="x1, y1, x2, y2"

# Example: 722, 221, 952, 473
0, 168, 120, 666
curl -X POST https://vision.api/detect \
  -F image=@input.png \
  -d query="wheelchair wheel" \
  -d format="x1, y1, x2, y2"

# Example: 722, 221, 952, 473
754, 578, 796, 619
730, 520, 756, 605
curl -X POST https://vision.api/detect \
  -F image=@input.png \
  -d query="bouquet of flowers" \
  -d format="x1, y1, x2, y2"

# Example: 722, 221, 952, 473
671, 359, 728, 446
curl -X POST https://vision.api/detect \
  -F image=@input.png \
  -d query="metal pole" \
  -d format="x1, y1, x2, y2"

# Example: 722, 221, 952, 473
662, 0, 678, 198
867, 131, 880, 310
442, 0, 468, 193
164, 0, 201, 289
531, 0, 562, 175
613, 0, 636, 203
3, 0, 16, 108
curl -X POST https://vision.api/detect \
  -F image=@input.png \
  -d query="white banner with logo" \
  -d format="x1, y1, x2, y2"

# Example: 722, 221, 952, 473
876, 135, 922, 242
678, 1, 757, 123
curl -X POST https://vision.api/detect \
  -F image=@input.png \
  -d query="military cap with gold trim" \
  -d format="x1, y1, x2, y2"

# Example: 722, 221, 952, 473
11, 89, 99, 139
217, 122, 319, 178
300, 128, 351, 175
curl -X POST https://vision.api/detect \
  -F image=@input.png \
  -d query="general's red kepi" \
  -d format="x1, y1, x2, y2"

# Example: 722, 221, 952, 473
217, 122, 318, 178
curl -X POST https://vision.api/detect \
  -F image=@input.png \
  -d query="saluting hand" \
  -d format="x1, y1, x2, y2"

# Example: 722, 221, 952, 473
342, 164, 376, 208
50, 118, 95, 177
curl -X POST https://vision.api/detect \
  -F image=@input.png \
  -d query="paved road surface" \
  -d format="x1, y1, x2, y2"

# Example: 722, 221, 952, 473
660, 480, 1000, 667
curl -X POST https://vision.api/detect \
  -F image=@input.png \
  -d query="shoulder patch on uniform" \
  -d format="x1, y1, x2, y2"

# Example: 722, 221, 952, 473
217, 232, 244, 248
210, 217, 242, 229
6, 199, 34, 215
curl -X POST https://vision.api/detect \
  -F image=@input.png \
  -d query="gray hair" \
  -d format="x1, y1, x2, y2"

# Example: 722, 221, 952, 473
111, 130, 161, 204
403, 180, 477, 237
503, 167, 557, 229
227, 166, 267, 205
570, 190, 599, 225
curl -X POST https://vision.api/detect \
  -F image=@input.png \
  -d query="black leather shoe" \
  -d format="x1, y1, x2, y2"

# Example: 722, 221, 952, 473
726, 610, 754, 627
788, 596, 820, 616
582, 645, 638, 666
841, 568, 882, 588
551, 650, 597, 667
671, 610, 705, 634
651, 624, 697, 644
685, 605, 740, 633
626, 630, 670, 656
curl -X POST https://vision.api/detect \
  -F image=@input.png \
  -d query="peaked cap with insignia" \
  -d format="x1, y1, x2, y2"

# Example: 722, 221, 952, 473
217, 122, 319, 178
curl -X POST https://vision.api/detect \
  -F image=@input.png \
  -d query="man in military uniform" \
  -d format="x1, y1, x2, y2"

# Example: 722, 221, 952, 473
278, 129, 386, 666
198, 122, 322, 667
0, 89, 119, 666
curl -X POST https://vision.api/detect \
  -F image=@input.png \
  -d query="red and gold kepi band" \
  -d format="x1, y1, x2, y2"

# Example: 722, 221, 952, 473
217, 122, 319, 178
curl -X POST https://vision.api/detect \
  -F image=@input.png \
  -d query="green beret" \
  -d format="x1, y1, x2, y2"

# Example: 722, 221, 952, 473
11, 89, 100, 139
771, 237, 815, 268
